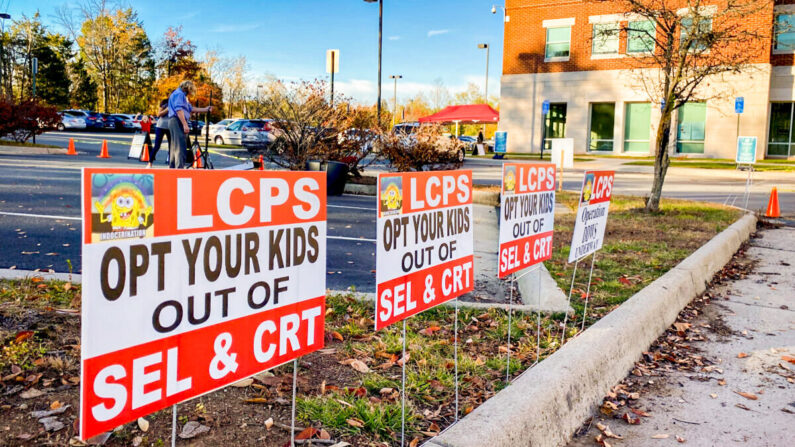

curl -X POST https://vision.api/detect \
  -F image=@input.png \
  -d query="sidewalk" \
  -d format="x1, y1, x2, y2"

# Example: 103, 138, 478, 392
567, 222, 794, 447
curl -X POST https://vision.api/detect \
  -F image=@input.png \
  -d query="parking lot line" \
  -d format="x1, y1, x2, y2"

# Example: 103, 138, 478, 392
327, 235, 376, 243
0, 211, 82, 221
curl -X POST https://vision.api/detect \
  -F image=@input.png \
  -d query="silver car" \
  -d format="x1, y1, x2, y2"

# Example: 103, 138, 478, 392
57, 111, 87, 131
209, 118, 243, 144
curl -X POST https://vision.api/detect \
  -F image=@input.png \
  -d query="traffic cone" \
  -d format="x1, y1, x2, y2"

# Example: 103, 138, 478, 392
194, 150, 203, 169
765, 187, 781, 218
140, 144, 150, 162
66, 138, 77, 156
97, 140, 111, 158
259, 155, 264, 171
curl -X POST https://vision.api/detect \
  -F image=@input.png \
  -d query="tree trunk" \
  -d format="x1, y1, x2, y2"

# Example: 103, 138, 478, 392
646, 111, 673, 212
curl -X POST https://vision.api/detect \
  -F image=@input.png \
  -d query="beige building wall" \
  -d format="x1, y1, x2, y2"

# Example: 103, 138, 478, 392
499, 64, 773, 159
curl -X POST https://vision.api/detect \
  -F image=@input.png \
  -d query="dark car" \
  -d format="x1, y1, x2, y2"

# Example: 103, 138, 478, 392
111, 114, 136, 132
99, 114, 119, 130
65, 110, 105, 130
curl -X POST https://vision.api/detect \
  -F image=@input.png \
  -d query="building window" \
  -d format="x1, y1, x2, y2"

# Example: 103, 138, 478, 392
543, 103, 567, 150
624, 102, 651, 153
775, 14, 795, 51
589, 103, 615, 151
627, 21, 656, 54
592, 23, 619, 55
677, 102, 706, 154
768, 102, 794, 156
680, 16, 712, 52
545, 26, 571, 59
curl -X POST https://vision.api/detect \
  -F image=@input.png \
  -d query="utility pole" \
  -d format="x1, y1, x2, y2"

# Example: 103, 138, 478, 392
364, 0, 383, 128
0, 13, 10, 99
390, 75, 402, 127
478, 43, 490, 137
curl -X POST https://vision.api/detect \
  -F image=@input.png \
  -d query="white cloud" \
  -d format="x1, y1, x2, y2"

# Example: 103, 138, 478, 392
388, 35, 401, 41
427, 29, 450, 38
211, 23, 260, 33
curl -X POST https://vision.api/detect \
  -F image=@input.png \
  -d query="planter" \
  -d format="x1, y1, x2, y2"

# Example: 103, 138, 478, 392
305, 160, 349, 196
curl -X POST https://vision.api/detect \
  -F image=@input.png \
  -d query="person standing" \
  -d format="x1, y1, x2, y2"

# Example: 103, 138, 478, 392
139, 114, 154, 167
151, 99, 170, 166
167, 80, 211, 169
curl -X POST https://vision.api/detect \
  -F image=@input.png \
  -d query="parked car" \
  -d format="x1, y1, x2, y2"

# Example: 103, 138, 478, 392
117, 114, 142, 130
57, 111, 87, 131
189, 120, 205, 135
63, 110, 104, 130
208, 118, 243, 143
212, 119, 264, 146
98, 113, 117, 130
392, 122, 420, 135
110, 114, 137, 132
240, 120, 277, 152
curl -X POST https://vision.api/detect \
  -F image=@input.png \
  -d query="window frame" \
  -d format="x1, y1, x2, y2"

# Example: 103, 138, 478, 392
774, 13, 795, 53
544, 26, 572, 61
591, 22, 620, 56
680, 15, 713, 53
623, 102, 652, 153
676, 101, 707, 154
767, 102, 795, 157
626, 20, 656, 55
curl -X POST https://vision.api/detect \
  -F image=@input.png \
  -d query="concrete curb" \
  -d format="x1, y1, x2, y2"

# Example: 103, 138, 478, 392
0, 269, 78, 283
343, 183, 376, 195
426, 214, 757, 447
0, 145, 67, 155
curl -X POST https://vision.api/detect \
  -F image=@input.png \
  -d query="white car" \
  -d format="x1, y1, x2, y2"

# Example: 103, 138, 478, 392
209, 118, 243, 144
57, 111, 87, 131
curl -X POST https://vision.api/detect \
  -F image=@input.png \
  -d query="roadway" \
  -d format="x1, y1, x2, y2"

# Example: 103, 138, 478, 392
1, 131, 793, 292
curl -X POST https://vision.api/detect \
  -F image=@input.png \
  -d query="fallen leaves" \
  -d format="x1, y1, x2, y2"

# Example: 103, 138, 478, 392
264, 417, 274, 430
735, 403, 751, 411
622, 412, 641, 425
652, 434, 670, 439
782, 355, 795, 364
20, 388, 45, 399
179, 421, 210, 439
419, 325, 441, 336
733, 390, 758, 400
596, 422, 622, 439
736, 352, 749, 358
346, 418, 364, 428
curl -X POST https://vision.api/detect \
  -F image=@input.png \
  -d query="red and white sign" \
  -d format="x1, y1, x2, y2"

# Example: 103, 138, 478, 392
375, 171, 474, 330
80, 169, 326, 440
568, 170, 614, 262
498, 163, 557, 277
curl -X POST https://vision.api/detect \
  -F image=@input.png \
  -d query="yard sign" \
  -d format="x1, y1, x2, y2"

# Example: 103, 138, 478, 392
80, 169, 327, 440
375, 170, 474, 330
568, 170, 615, 263
498, 163, 556, 277
126, 133, 147, 160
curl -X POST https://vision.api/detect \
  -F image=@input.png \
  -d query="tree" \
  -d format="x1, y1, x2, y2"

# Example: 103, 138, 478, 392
33, 33, 73, 108
428, 77, 451, 111
600, 0, 769, 211
155, 26, 199, 77
70, 57, 98, 110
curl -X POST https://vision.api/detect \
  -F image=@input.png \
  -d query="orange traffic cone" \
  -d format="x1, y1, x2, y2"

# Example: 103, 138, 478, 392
193, 149, 203, 169
66, 138, 77, 156
97, 140, 111, 158
140, 144, 150, 162
259, 155, 264, 171
765, 187, 781, 218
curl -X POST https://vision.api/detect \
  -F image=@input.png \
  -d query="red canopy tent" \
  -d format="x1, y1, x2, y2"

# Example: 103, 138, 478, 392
418, 104, 499, 136
418, 104, 499, 124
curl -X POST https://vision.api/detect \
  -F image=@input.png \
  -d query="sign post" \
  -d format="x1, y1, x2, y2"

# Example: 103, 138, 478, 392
80, 169, 327, 441
326, 49, 340, 106
735, 135, 757, 209
563, 170, 614, 341
498, 163, 556, 380
376, 170, 474, 437
550, 138, 574, 192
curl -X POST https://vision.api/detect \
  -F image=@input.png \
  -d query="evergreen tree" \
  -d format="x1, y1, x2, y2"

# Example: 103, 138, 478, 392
70, 57, 97, 110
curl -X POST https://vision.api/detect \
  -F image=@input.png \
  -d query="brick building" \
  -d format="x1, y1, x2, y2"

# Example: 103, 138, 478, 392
498, 0, 795, 159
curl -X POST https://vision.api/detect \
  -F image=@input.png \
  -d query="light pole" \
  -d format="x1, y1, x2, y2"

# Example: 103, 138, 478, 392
0, 13, 10, 99
256, 84, 263, 117
477, 43, 489, 104
390, 75, 401, 127
364, 0, 383, 128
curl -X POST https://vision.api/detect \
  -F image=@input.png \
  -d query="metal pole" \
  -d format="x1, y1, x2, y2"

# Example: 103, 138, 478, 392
581, 252, 597, 332
454, 297, 459, 422
377, 0, 383, 127
330, 51, 335, 107
744, 166, 752, 210
484, 44, 489, 136
291, 359, 298, 447
400, 318, 407, 447
171, 404, 177, 447
393, 77, 397, 127
560, 260, 579, 345
506, 275, 513, 383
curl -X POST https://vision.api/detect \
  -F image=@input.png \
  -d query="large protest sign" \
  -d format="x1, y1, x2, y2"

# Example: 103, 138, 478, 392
498, 163, 556, 277
568, 170, 614, 262
80, 169, 326, 440
375, 171, 474, 330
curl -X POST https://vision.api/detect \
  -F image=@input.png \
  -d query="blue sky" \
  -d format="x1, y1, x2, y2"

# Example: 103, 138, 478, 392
4, 0, 505, 104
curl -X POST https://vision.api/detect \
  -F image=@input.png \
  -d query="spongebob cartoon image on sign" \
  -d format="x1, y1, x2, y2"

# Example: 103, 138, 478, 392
90, 174, 154, 242
379, 176, 403, 216
503, 165, 516, 194
580, 173, 595, 204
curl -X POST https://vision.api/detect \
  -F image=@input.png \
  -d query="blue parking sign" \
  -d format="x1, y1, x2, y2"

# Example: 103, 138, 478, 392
494, 131, 507, 153
735, 97, 744, 114
541, 100, 550, 116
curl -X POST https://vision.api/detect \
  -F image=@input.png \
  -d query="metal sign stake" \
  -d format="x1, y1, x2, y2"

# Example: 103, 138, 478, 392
291, 359, 298, 447
506, 274, 514, 383
454, 297, 460, 422
401, 318, 407, 447
581, 252, 597, 332
171, 404, 177, 447
560, 260, 579, 345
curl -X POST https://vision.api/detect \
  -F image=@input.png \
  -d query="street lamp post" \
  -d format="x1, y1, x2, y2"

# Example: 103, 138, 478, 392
390, 75, 401, 127
364, 0, 383, 128
477, 43, 489, 104
0, 13, 10, 99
